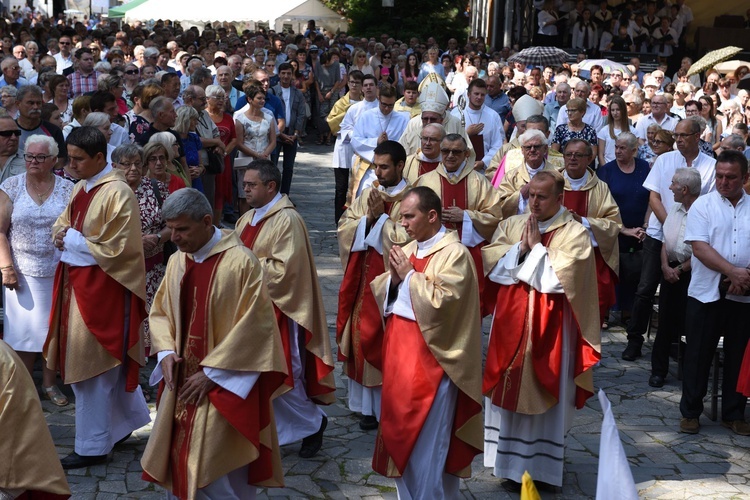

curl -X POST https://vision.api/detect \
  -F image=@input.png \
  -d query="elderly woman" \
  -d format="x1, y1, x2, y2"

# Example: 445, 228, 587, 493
0, 86, 19, 119
206, 85, 237, 222
98, 74, 128, 115
144, 138, 187, 193
112, 144, 170, 357
597, 131, 651, 321
23, 41, 39, 82
551, 97, 598, 159
47, 74, 73, 126
82, 112, 116, 162
0, 135, 73, 406
174, 105, 205, 192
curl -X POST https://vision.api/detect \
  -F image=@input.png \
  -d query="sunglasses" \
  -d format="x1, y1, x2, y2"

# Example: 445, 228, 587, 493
440, 148, 466, 156
0, 130, 21, 137
125, 69, 139, 75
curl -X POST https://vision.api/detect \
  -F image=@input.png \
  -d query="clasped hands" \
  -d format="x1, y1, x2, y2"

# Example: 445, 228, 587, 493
724, 266, 750, 296
519, 215, 542, 255
389, 245, 413, 286
161, 353, 217, 405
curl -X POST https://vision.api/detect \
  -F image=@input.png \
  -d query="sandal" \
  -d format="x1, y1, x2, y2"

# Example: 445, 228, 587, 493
42, 385, 69, 407
142, 385, 152, 403
315, 138, 324, 145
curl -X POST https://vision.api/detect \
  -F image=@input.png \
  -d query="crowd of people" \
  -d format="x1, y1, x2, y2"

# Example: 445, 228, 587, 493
2, 2, 750, 498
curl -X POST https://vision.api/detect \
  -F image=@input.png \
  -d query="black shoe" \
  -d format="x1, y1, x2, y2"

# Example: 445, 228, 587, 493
115, 432, 132, 446
359, 415, 379, 431
648, 374, 665, 388
299, 416, 327, 458
501, 479, 522, 492
60, 452, 107, 470
622, 343, 642, 361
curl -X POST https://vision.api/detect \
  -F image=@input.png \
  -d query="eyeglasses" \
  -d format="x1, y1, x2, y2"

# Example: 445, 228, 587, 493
625, 102, 635, 106
125, 69, 139, 75
521, 144, 544, 151
563, 152, 588, 159
652, 139, 669, 145
116, 161, 143, 170
147, 155, 167, 164
379, 101, 394, 109
24, 153, 53, 163
440, 148, 466, 156
651, 101, 667, 106
59, 41, 71, 45
672, 132, 698, 139
0, 129, 21, 137
420, 136, 440, 143
348, 81, 361, 86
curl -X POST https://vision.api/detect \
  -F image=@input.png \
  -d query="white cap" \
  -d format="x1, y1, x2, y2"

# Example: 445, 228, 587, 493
419, 81, 450, 115
644, 77, 658, 88
512, 94, 544, 122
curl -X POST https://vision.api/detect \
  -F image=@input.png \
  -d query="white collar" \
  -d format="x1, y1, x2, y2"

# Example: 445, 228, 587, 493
251, 192, 283, 225
191, 227, 223, 263
417, 226, 447, 257
442, 160, 466, 179
564, 170, 589, 190
84, 163, 112, 193
418, 151, 441, 162
538, 206, 566, 233
525, 161, 546, 176
378, 178, 407, 195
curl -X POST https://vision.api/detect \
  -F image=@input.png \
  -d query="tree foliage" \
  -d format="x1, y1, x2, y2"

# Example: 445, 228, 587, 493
323, 0, 469, 44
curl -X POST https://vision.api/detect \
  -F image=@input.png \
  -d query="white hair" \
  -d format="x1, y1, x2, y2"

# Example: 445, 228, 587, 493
83, 111, 111, 128
25, 134, 59, 157
518, 129, 547, 146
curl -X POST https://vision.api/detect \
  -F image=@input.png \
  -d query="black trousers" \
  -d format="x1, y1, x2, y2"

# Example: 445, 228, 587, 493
680, 297, 750, 421
334, 168, 349, 224
626, 235, 663, 346
275, 128, 297, 195
651, 265, 690, 377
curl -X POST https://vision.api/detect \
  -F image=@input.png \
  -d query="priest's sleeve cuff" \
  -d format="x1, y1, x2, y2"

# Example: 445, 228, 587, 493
203, 367, 260, 399
364, 214, 390, 255
149, 350, 176, 386
60, 228, 99, 267
351, 216, 369, 252
461, 212, 486, 247
581, 217, 599, 247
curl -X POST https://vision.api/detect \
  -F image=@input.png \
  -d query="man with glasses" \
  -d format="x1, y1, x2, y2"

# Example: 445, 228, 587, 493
555, 81, 605, 132
561, 139, 622, 326
328, 71, 374, 221
67, 48, 99, 98
0, 117, 25, 182
53, 36, 73, 74
634, 94, 678, 145
414, 133, 501, 315
0, 56, 27, 89
402, 123, 445, 184
350, 84, 409, 203
623, 119, 716, 361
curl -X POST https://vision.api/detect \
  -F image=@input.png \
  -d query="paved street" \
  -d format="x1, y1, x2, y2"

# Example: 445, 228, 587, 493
40, 144, 750, 499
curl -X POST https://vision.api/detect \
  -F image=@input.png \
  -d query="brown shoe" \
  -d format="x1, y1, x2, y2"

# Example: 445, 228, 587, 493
680, 418, 700, 434
722, 420, 750, 436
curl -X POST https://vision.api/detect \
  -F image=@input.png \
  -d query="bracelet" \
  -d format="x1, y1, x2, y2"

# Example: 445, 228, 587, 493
1, 265, 14, 270
156, 233, 162, 244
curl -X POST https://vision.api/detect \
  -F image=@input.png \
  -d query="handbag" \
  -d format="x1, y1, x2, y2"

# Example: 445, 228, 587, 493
205, 147, 224, 174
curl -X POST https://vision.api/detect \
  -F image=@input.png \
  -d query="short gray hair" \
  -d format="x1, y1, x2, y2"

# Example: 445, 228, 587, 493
25, 134, 59, 157
149, 96, 174, 117
518, 129, 547, 146
162, 188, 212, 221
685, 115, 706, 134
174, 105, 198, 135
83, 111, 111, 128
190, 67, 212, 85
722, 134, 747, 151
147, 132, 177, 162
0, 86, 17, 97
672, 167, 701, 196
111, 143, 144, 165
16, 84, 43, 102
616, 131, 638, 150
205, 84, 225, 99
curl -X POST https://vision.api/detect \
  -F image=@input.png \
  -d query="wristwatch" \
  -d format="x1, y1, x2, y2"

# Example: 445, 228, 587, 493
156, 233, 162, 244
677, 264, 683, 272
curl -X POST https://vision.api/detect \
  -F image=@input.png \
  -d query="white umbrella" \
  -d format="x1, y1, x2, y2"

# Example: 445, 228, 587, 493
712, 60, 750, 74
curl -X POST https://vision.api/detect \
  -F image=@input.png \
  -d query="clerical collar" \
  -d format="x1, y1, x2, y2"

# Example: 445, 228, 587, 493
84, 163, 112, 192
192, 227, 223, 263
418, 151, 441, 162
442, 160, 466, 179
251, 192, 283, 226
564, 170, 589, 191
525, 161, 545, 177
417, 225, 446, 256
537, 206, 566, 233
378, 178, 407, 195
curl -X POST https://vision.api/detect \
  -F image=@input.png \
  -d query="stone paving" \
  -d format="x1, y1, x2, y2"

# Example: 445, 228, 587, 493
37, 144, 750, 499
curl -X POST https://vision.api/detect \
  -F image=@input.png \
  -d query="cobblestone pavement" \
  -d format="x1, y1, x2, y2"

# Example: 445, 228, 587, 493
39, 144, 750, 499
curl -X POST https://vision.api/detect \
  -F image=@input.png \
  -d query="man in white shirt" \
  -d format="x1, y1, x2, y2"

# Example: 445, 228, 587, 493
634, 94, 679, 145
680, 150, 750, 436
555, 81, 605, 132
623, 119, 716, 361
450, 79, 503, 172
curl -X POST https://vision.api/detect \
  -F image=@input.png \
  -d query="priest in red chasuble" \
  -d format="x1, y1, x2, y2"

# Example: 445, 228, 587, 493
45, 127, 150, 470
370, 186, 483, 499
561, 139, 622, 325
141, 189, 288, 499
235, 160, 335, 458
336, 140, 411, 431
402, 123, 445, 184
0, 339, 70, 498
414, 133, 501, 316
482, 170, 600, 489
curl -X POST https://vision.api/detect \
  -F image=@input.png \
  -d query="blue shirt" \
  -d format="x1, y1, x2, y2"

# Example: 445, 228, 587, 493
484, 92, 511, 123
0, 76, 28, 89
597, 158, 651, 250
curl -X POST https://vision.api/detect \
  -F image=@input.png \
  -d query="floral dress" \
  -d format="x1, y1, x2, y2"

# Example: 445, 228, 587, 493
553, 123, 598, 151
129, 114, 152, 145
135, 177, 168, 351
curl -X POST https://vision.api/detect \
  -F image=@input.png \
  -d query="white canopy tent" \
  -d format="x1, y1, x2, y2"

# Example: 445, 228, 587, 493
123, 0, 348, 34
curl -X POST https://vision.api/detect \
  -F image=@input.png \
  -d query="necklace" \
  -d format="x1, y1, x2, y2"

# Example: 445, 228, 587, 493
27, 176, 54, 203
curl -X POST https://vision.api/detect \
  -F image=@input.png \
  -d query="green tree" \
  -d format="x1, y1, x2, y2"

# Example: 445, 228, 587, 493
323, 0, 469, 43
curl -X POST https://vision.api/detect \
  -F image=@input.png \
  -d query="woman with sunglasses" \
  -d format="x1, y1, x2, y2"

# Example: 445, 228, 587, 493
377, 50, 397, 86
350, 49, 373, 75
123, 63, 141, 101
0, 134, 73, 407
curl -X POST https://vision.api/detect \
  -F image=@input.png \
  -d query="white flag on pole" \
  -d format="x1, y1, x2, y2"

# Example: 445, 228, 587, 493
596, 388, 639, 500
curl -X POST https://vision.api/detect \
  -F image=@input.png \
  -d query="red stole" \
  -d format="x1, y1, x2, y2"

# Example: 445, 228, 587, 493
48, 185, 145, 392
483, 230, 594, 411
439, 176, 491, 316
153, 253, 284, 494
241, 219, 334, 403
418, 159, 440, 176
563, 189, 617, 323
374, 253, 481, 477
335, 202, 394, 384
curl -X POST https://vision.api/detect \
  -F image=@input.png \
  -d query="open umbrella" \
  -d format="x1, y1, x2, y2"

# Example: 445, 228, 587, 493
687, 46, 743, 77
712, 60, 750, 74
577, 59, 632, 77
507, 47, 570, 68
